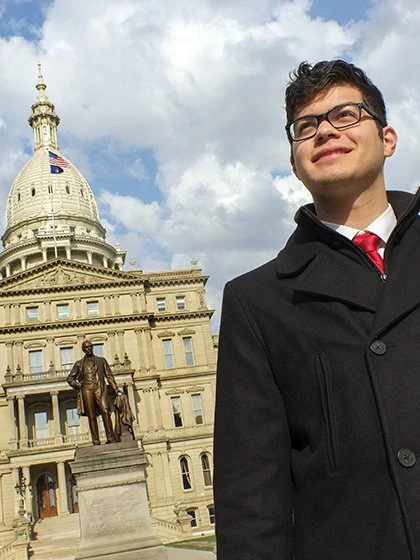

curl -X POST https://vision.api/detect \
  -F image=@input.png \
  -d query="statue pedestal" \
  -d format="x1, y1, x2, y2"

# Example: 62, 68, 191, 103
70, 441, 167, 560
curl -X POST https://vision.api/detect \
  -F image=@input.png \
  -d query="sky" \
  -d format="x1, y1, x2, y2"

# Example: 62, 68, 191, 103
0, 0, 420, 330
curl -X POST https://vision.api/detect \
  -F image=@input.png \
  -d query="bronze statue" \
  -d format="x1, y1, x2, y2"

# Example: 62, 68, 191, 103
114, 389, 136, 442
67, 340, 121, 445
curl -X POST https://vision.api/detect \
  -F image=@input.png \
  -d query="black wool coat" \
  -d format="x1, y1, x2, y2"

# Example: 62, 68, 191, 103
214, 190, 420, 560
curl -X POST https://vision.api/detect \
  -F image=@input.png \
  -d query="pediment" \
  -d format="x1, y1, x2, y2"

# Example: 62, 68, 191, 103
1, 260, 137, 293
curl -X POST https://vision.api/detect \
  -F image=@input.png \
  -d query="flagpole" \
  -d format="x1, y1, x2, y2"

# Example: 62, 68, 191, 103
49, 184, 58, 258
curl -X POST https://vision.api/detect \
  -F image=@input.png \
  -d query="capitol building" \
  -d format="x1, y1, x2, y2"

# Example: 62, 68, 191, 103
0, 67, 216, 556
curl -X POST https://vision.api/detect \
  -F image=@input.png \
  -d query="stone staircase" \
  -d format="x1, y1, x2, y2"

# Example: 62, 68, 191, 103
29, 514, 80, 560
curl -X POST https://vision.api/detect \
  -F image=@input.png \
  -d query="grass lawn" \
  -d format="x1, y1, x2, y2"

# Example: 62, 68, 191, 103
167, 535, 216, 552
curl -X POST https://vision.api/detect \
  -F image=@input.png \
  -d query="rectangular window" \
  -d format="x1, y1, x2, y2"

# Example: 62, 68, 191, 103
66, 408, 80, 435
34, 411, 48, 439
208, 505, 215, 525
176, 296, 186, 310
29, 350, 43, 374
57, 303, 69, 319
156, 297, 166, 312
171, 396, 183, 427
183, 337, 194, 366
93, 343, 104, 357
191, 394, 204, 425
163, 339, 174, 368
60, 347, 74, 372
26, 307, 39, 321
87, 301, 99, 316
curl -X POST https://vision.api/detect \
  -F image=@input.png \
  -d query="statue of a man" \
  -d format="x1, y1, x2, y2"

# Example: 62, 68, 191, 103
67, 340, 121, 445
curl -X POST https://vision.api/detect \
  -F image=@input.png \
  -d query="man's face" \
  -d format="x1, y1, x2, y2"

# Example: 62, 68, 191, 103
82, 342, 93, 357
289, 84, 397, 202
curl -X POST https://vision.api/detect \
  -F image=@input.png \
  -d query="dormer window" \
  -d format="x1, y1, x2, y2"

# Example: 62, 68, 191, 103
48, 185, 53, 194
65, 185, 70, 194
17, 192, 21, 202
31, 188, 36, 197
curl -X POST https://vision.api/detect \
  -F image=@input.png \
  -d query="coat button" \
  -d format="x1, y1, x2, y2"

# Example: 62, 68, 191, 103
370, 340, 386, 355
397, 448, 416, 468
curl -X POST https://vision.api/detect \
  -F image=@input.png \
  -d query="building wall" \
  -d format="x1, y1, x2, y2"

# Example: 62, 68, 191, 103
0, 260, 216, 543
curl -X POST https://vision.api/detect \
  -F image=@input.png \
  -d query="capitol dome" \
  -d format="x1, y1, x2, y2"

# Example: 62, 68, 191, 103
0, 65, 125, 278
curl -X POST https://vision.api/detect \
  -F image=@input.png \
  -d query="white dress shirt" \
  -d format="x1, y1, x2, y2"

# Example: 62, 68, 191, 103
321, 203, 397, 258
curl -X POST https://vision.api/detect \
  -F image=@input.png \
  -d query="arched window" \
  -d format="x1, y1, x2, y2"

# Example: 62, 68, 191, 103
201, 454, 212, 486
31, 187, 36, 197
65, 185, 70, 194
17, 191, 20, 202
186, 508, 198, 528
80, 188, 84, 198
48, 185, 53, 194
180, 457, 192, 490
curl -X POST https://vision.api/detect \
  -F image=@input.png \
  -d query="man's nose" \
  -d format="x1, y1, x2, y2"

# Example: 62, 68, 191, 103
315, 117, 340, 139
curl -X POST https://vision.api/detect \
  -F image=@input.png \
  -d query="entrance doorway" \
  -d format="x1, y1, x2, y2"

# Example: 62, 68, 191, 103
36, 473, 57, 519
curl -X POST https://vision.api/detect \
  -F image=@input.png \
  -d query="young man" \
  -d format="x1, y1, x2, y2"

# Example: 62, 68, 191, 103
214, 60, 420, 559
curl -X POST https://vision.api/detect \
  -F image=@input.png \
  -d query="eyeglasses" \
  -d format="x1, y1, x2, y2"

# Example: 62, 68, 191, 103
285, 102, 385, 142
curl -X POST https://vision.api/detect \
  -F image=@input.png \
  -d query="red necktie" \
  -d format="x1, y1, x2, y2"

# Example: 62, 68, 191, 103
352, 231, 384, 274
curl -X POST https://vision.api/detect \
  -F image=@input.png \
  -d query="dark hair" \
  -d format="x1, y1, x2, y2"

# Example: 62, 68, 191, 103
285, 60, 387, 128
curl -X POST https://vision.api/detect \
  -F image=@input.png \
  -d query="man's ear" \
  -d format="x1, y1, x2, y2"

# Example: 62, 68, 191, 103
290, 154, 299, 179
383, 125, 398, 159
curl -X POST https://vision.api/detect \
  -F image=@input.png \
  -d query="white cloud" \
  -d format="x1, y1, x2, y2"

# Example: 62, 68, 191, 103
3, 0, 420, 329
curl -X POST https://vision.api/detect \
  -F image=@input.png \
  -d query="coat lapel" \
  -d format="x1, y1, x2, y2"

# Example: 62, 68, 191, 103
370, 220, 420, 335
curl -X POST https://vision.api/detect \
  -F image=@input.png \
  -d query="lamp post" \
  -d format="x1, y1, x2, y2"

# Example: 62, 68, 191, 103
13, 470, 33, 540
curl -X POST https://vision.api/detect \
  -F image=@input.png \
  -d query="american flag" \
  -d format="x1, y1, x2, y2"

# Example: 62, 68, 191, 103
49, 151, 70, 168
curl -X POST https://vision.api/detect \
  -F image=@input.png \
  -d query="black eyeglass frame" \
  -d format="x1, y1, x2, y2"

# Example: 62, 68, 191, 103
285, 102, 386, 142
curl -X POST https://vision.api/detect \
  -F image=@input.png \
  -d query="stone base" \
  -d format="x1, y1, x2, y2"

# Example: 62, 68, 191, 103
70, 442, 167, 560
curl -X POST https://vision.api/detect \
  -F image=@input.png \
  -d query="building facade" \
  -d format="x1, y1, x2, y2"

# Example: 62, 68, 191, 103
0, 67, 216, 548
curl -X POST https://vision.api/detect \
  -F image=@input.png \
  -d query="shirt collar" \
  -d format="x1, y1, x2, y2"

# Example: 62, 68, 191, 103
321, 203, 397, 242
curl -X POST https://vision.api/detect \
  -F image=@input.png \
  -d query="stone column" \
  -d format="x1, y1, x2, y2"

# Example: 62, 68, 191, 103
142, 389, 155, 431
44, 299, 51, 321
5, 264, 10, 277
87, 251, 93, 265
143, 328, 155, 370
46, 337, 54, 367
152, 388, 164, 430
0, 474, 5, 525
5, 304, 11, 325
107, 331, 116, 360
20, 256, 27, 271
6, 342, 13, 371
14, 341, 23, 372
102, 255, 108, 268
42, 248, 48, 262
134, 329, 147, 373
13, 304, 20, 325
130, 293, 138, 314
57, 461, 70, 515
75, 298, 81, 319
51, 391, 63, 444
114, 294, 120, 315
17, 395, 28, 448
117, 331, 125, 360
65, 246, 71, 260
139, 288, 147, 312
104, 295, 111, 315
7, 396, 18, 449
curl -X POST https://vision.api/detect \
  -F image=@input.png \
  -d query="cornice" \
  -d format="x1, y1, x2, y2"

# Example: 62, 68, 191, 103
0, 259, 146, 295
153, 310, 214, 322
0, 313, 154, 336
